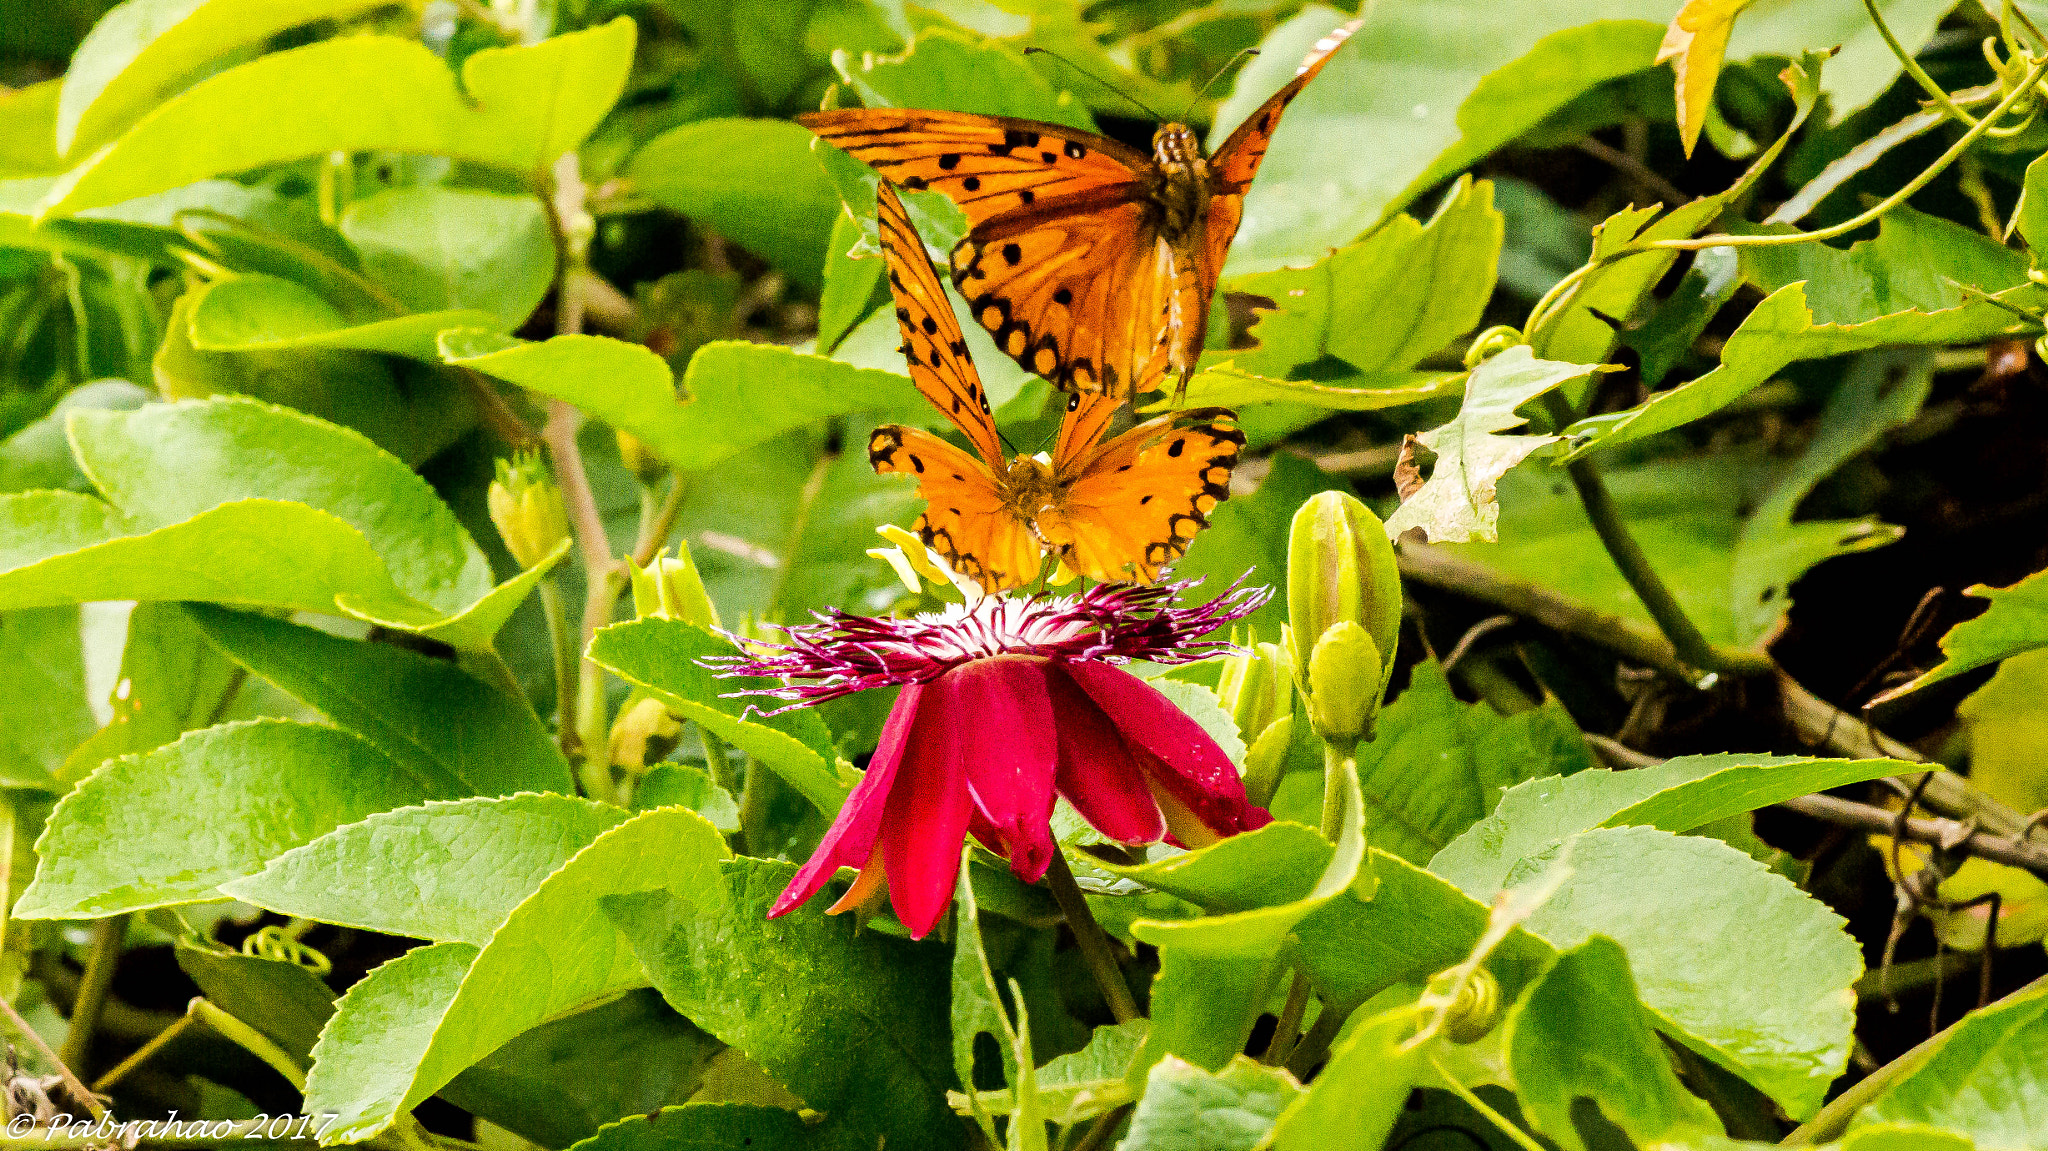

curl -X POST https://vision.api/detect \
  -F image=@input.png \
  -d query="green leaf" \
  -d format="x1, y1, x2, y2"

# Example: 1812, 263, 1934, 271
1572, 209, 2040, 457
558, 1105, 809, 1151
834, 26, 1093, 129
1131, 765, 1367, 1078
305, 940, 477, 1140
626, 119, 838, 291
1727, 0, 1957, 122
0, 380, 149, 495
443, 991, 727, 1151
305, 807, 729, 1142
58, 599, 242, 784
816, 210, 884, 353
0, 79, 62, 176
1230, 176, 1502, 380
0, 608, 95, 788
1383, 348, 1609, 543
1505, 936, 1720, 1150
1266, 1006, 1422, 1151
1271, 662, 1589, 865
55, 0, 392, 157
339, 187, 555, 329
682, 340, 935, 471
1170, 366, 1463, 414
1431, 753, 1918, 898
223, 794, 631, 944
39, 19, 637, 217
606, 858, 963, 1151
1109, 822, 1330, 914
0, 398, 557, 649
952, 1020, 1149, 1126
951, 851, 1015, 1144
184, 605, 573, 797
184, 275, 501, 360
1522, 826, 1860, 1120
588, 618, 849, 816
1217, 8, 1667, 274
1118, 1056, 1304, 1151
1852, 977, 2048, 1144
176, 942, 335, 1065
16, 719, 427, 919
1878, 567, 2048, 701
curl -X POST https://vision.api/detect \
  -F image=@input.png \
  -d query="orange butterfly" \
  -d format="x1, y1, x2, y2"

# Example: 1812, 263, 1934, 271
866, 178, 1242, 592
800, 19, 1363, 401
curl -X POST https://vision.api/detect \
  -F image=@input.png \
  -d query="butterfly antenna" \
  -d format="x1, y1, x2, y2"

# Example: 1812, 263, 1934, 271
1022, 47, 1165, 121
1181, 46, 1260, 120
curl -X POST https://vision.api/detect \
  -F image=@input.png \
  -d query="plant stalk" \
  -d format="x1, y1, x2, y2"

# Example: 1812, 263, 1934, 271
1042, 853, 1139, 1025
58, 913, 127, 1074
536, 578, 577, 757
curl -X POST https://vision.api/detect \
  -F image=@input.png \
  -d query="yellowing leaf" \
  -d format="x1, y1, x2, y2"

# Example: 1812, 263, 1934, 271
1658, 0, 1755, 157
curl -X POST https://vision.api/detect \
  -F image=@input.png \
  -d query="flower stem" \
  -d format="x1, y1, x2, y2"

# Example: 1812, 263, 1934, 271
1262, 972, 1312, 1065
1318, 743, 1354, 844
58, 913, 127, 1074
1541, 394, 1723, 678
536, 578, 577, 757
190, 999, 304, 1090
1862, 0, 1978, 127
1043, 852, 1139, 1024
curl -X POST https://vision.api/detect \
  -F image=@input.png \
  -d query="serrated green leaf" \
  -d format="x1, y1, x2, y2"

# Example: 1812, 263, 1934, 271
950, 855, 1012, 1144
1107, 822, 1328, 914
1119, 1055, 1303, 1151
339, 187, 554, 329
953, 1020, 1148, 1125
54, 0, 392, 157
1168, 366, 1463, 414
588, 618, 848, 815
306, 807, 728, 1142
17, 719, 427, 919
606, 858, 963, 1151
1271, 662, 1589, 865
1851, 978, 2048, 1145
0, 380, 149, 495
559, 1105, 809, 1151
632, 765, 740, 833
184, 605, 573, 797
834, 26, 1094, 130
1572, 210, 2041, 457
1505, 936, 1720, 1151
1522, 826, 1860, 1120
626, 119, 837, 291
0, 398, 557, 649
1383, 348, 1608, 544
1230, 176, 1502, 380
816, 210, 884, 353
1726, 0, 1956, 123
1430, 753, 1918, 899
305, 940, 476, 1140
0, 607, 95, 788
39, 19, 637, 217
223, 794, 631, 944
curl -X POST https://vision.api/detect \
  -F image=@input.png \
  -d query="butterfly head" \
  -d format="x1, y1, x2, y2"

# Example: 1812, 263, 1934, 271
1151, 122, 1204, 168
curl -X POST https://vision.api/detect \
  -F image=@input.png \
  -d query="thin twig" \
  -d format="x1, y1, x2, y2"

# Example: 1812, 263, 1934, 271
0, 993, 105, 1121
1573, 136, 1689, 209
1043, 853, 1139, 1025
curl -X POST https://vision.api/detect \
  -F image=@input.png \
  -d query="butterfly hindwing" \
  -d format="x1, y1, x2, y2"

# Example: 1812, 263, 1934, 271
1042, 408, 1245, 584
798, 109, 1147, 224
869, 425, 1043, 591
875, 180, 1004, 467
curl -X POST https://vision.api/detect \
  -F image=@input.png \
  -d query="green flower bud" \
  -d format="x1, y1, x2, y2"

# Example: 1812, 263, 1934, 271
1425, 966, 1503, 1045
1305, 622, 1383, 747
1239, 713, 1293, 809
1286, 491, 1401, 693
1215, 639, 1293, 745
488, 451, 570, 571
629, 544, 720, 628
608, 694, 681, 772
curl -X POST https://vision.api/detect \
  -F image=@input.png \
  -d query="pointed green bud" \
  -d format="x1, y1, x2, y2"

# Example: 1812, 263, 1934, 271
488, 450, 570, 571
1240, 713, 1293, 809
1215, 640, 1293, 746
1286, 491, 1401, 689
1305, 622, 1383, 748
629, 544, 720, 628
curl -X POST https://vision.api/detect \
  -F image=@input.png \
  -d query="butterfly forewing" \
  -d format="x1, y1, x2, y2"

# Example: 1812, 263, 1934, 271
1209, 17, 1365, 193
874, 180, 1005, 467
798, 109, 1147, 223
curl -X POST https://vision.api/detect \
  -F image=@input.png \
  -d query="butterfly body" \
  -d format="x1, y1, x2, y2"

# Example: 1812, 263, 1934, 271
864, 179, 1243, 592
799, 15, 1362, 400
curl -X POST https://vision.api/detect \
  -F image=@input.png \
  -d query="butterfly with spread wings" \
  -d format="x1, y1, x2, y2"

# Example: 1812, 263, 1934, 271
865, 179, 1242, 592
800, 18, 1363, 401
